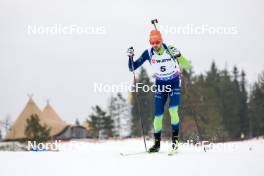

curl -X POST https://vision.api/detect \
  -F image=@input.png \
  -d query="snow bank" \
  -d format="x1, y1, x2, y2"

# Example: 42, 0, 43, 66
0, 138, 263, 176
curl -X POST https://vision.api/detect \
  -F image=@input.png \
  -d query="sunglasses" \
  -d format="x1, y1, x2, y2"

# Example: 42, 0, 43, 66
150, 40, 161, 45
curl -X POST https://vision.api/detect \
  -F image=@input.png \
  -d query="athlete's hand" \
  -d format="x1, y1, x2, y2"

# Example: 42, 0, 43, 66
127, 47, 134, 57
169, 46, 181, 57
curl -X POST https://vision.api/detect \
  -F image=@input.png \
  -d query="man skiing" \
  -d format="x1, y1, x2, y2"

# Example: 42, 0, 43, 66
127, 30, 191, 153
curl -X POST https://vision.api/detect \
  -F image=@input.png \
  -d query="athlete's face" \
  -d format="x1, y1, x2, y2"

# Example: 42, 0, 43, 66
150, 39, 162, 51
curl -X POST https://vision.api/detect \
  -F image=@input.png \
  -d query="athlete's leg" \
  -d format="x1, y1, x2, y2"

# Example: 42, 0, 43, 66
149, 83, 168, 152
168, 77, 181, 143
153, 89, 168, 136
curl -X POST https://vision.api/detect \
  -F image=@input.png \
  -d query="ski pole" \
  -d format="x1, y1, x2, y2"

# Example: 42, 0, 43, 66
129, 48, 147, 151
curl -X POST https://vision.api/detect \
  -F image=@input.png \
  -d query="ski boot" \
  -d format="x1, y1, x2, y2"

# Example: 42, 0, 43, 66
172, 135, 179, 151
169, 129, 179, 155
148, 133, 161, 153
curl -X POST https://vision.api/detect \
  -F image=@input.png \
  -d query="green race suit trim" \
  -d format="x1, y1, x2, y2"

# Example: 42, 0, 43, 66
178, 55, 191, 70
154, 106, 180, 133
167, 45, 192, 71
154, 45, 165, 55
169, 106, 180, 125
154, 115, 163, 133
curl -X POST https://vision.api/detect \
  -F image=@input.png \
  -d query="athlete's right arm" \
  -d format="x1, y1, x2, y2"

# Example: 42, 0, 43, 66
128, 49, 150, 72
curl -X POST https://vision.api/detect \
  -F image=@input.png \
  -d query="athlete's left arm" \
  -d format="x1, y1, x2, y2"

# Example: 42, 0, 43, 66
168, 45, 192, 72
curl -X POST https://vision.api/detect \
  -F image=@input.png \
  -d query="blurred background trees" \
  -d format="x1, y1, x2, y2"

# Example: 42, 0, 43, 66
88, 62, 264, 142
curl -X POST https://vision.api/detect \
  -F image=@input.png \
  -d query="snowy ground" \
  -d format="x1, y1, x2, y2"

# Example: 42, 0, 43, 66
1, 138, 264, 176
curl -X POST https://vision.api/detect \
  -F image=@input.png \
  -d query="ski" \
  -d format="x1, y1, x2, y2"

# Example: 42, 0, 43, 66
120, 151, 148, 156
120, 151, 169, 156
168, 149, 179, 156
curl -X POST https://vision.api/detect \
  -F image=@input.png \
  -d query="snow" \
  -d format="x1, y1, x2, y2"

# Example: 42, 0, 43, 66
1, 138, 264, 176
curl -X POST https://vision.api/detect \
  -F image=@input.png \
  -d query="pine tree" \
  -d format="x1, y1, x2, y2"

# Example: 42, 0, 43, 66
229, 66, 243, 139
88, 105, 115, 138
101, 113, 115, 138
239, 70, 249, 137
108, 95, 118, 136
108, 93, 130, 137
88, 106, 104, 138
218, 67, 234, 140
180, 74, 204, 141
215, 66, 241, 140
25, 114, 51, 143
249, 71, 264, 136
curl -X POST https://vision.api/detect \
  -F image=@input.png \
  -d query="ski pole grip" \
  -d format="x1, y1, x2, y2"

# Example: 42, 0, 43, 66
151, 19, 158, 30
129, 46, 134, 61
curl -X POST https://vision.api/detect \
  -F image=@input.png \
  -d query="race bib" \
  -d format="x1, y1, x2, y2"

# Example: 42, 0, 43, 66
150, 50, 180, 79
